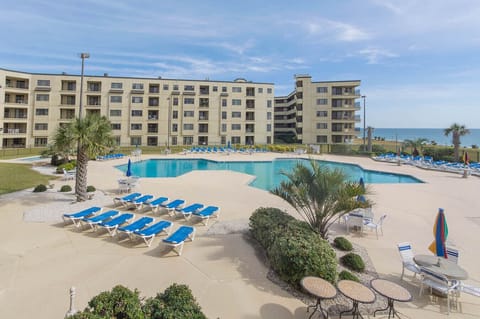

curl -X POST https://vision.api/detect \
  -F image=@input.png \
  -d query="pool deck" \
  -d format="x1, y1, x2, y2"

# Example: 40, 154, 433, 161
1, 152, 480, 318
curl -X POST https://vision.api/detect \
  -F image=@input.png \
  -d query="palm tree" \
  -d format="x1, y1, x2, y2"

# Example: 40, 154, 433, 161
444, 123, 470, 162
53, 114, 115, 201
402, 138, 428, 155
271, 159, 369, 239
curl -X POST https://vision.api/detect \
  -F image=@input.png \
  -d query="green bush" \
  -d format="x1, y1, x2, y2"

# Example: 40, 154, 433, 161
56, 161, 77, 174
33, 184, 47, 192
87, 185, 96, 192
338, 270, 360, 282
340, 253, 365, 272
333, 237, 353, 251
59, 185, 72, 192
249, 207, 337, 286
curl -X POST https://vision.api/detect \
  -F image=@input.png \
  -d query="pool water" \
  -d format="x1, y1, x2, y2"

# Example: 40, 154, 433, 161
19, 156, 46, 162
116, 158, 422, 191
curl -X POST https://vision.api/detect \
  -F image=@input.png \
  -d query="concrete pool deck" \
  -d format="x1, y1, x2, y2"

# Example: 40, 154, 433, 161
0, 152, 479, 318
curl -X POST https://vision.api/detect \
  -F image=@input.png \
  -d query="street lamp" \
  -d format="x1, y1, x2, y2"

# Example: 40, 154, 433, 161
361, 95, 366, 150
78, 53, 90, 119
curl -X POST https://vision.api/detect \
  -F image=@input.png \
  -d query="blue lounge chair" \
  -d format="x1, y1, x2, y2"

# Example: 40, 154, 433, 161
175, 203, 204, 220
124, 194, 154, 210
63, 206, 102, 227
113, 192, 141, 206
117, 216, 154, 239
98, 213, 135, 236
192, 206, 220, 225
147, 196, 169, 213
81, 210, 120, 231
162, 226, 195, 256
162, 199, 186, 216
133, 220, 173, 246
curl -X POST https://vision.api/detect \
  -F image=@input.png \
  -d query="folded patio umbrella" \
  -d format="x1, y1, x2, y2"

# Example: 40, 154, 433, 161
126, 158, 132, 177
463, 151, 469, 165
428, 208, 448, 258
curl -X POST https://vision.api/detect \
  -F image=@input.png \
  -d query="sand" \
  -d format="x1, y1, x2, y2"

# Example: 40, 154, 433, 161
0, 152, 479, 318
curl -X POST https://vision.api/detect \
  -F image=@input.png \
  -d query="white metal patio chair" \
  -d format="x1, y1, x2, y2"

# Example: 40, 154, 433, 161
364, 214, 386, 239
397, 242, 421, 280
419, 266, 460, 315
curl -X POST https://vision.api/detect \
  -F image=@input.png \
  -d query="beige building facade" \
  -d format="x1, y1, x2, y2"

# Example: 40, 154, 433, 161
274, 74, 361, 144
0, 68, 275, 149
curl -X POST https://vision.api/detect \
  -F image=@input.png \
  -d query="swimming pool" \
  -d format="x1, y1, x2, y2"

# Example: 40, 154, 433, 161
116, 158, 422, 191
19, 156, 48, 162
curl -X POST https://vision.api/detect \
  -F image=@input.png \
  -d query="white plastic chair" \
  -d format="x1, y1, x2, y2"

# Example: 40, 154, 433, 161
446, 246, 459, 264
397, 242, 421, 280
419, 267, 459, 315
364, 214, 386, 239
62, 168, 74, 181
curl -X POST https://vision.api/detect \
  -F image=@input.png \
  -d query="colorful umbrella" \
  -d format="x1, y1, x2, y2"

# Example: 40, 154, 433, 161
126, 158, 132, 177
428, 208, 449, 258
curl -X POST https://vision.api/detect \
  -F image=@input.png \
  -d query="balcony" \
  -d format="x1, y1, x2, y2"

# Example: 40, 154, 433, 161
35, 85, 51, 92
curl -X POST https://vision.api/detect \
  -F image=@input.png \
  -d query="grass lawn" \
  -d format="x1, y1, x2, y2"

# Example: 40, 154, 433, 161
0, 163, 55, 195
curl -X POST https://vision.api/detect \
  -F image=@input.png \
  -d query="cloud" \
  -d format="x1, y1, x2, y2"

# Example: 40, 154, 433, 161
302, 19, 371, 42
357, 48, 398, 64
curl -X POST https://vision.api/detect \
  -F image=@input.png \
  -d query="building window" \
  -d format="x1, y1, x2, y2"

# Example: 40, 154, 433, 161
36, 94, 49, 101
172, 110, 178, 119
172, 123, 178, 132
131, 124, 142, 130
231, 124, 241, 130
163, 84, 169, 90
173, 84, 179, 91
267, 124, 272, 132
34, 123, 48, 130
258, 87, 263, 93
88, 82, 101, 91
110, 96, 122, 103
149, 84, 159, 93
35, 108, 48, 116
221, 111, 227, 120
131, 110, 143, 117
317, 87, 328, 93
222, 86, 227, 92
317, 98, 328, 105
110, 110, 122, 116
317, 123, 328, 129
183, 136, 193, 145
232, 99, 241, 106
132, 96, 143, 103
316, 111, 328, 117
267, 112, 272, 120
267, 100, 272, 108
173, 97, 179, 106
131, 137, 142, 146
232, 87, 242, 93
37, 80, 50, 86
111, 123, 121, 130
316, 136, 327, 144
132, 83, 144, 90
183, 123, 194, 130
111, 82, 123, 89
267, 88, 273, 94
113, 136, 121, 145
221, 123, 227, 132
183, 111, 194, 117
184, 98, 195, 104
184, 85, 195, 91
34, 137, 48, 146
267, 136, 272, 144
222, 99, 227, 107
149, 97, 159, 106
231, 136, 241, 144
212, 86, 218, 92
231, 111, 241, 118
171, 136, 177, 146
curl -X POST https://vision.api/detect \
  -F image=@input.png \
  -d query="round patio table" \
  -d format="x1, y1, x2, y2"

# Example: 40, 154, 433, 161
301, 276, 337, 319
337, 280, 376, 319
370, 279, 412, 319
413, 254, 468, 280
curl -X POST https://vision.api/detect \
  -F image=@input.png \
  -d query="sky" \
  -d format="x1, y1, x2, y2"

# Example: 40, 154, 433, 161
1, 0, 479, 128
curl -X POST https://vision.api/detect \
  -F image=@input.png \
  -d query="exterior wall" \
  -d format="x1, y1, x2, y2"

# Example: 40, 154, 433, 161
0, 68, 274, 148
274, 74, 361, 144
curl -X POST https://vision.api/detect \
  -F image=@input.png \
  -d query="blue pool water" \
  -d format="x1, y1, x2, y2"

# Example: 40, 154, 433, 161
116, 158, 422, 191
19, 156, 45, 162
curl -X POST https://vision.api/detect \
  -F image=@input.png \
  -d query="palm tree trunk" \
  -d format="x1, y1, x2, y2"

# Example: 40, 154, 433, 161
453, 132, 460, 161
75, 148, 89, 201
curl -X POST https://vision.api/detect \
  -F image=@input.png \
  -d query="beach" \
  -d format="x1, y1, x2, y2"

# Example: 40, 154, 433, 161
0, 153, 479, 318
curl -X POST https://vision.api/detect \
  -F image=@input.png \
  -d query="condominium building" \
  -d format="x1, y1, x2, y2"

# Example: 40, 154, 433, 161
0, 68, 274, 149
274, 74, 361, 144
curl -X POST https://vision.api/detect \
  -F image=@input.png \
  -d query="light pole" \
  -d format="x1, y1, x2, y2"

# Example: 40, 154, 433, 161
361, 95, 366, 150
78, 53, 90, 119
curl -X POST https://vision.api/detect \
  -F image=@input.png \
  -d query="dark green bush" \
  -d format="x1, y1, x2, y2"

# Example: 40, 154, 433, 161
423, 146, 455, 162
338, 270, 360, 282
59, 185, 72, 192
33, 184, 47, 192
83, 285, 144, 319
87, 185, 96, 192
333, 237, 353, 251
340, 253, 365, 272
51, 154, 68, 166
56, 161, 77, 174
249, 207, 337, 286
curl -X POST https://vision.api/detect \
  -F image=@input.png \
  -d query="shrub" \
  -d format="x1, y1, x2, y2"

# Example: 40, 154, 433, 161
333, 237, 353, 251
340, 253, 365, 272
87, 185, 96, 192
338, 270, 360, 282
56, 161, 77, 174
59, 185, 72, 192
249, 207, 296, 250
33, 184, 47, 192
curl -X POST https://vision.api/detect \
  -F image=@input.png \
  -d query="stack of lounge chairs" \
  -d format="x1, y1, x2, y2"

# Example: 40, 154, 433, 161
61, 192, 221, 256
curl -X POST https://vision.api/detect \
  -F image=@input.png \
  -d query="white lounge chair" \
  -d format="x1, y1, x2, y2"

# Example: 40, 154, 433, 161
192, 206, 220, 225
419, 266, 459, 315
397, 242, 421, 280
62, 168, 75, 181
162, 226, 195, 256
134, 220, 173, 247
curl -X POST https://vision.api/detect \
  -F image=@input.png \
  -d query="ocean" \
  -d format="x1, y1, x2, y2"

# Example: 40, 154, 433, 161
359, 128, 480, 148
